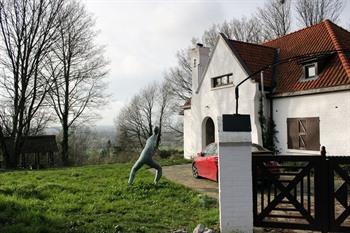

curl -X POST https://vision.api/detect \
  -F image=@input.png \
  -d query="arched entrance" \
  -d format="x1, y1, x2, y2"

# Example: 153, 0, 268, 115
203, 117, 215, 146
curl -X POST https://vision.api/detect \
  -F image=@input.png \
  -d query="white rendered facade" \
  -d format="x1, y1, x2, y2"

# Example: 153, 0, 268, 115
183, 36, 265, 159
183, 35, 350, 158
273, 90, 350, 156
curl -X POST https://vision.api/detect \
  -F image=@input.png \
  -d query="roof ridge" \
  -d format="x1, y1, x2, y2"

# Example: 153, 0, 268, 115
324, 20, 350, 78
263, 20, 329, 45
325, 19, 350, 34
227, 38, 276, 50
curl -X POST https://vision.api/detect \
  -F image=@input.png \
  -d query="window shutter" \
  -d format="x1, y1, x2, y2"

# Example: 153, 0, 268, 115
287, 118, 298, 149
305, 117, 320, 151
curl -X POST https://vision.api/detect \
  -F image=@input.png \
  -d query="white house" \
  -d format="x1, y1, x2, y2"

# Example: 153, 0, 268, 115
182, 20, 350, 158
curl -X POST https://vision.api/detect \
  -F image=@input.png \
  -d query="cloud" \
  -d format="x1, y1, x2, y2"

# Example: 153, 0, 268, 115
81, 0, 350, 126
81, 0, 228, 125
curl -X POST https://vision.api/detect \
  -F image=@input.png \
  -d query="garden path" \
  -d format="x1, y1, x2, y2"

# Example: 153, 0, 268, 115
150, 163, 219, 199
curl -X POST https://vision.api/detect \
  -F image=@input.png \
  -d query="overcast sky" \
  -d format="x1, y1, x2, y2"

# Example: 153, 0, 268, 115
81, 0, 350, 126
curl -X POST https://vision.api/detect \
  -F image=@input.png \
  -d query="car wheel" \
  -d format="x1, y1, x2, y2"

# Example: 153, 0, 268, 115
192, 163, 199, 178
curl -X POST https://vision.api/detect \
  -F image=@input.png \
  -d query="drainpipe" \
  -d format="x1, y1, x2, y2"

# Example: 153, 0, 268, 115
260, 71, 265, 96
260, 71, 265, 115
260, 71, 265, 146
270, 96, 274, 121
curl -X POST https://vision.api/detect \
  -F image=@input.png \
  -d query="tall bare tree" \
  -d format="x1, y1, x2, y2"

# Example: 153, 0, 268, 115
201, 24, 219, 49
28, 110, 55, 136
115, 84, 156, 150
139, 84, 157, 138
295, 0, 344, 26
155, 80, 172, 147
165, 49, 192, 101
115, 81, 175, 151
116, 95, 148, 150
0, 0, 64, 168
115, 95, 144, 149
220, 17, 263, 43
257, 0, 291, 40
46, 1, 108, 165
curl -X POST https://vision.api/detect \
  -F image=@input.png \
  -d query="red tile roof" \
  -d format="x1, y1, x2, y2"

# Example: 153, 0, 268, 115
263, 20, 350, 94
183, 20, 350, 110
223, 36, 276, 87
223, 20, 350, 94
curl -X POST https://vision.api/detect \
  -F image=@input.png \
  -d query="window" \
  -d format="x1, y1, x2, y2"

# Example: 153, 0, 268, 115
287, 117, 320, 151
228, 75, 234, 84
212, 73, 233, 88
193, 59, 197, 68
304, 63, 317, 79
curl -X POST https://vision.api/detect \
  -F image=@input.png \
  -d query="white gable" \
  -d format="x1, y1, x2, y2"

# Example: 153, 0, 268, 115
183, 36, 263, 158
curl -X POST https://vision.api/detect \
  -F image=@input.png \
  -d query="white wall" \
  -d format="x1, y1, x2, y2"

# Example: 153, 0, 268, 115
183, 109, 197, 158
183, 36, 264, 158
273, 91, 350, 155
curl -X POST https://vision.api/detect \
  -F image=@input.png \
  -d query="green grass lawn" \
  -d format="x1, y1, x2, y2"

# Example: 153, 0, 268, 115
158, 157, 192, 167
0, 163, 218, 233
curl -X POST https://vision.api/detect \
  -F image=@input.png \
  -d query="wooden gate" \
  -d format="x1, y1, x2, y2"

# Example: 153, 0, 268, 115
252, 155, 350, 232
329, 157, 350, 232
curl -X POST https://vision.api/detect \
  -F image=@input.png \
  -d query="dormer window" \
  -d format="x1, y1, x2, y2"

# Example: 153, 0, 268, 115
298, 53, 332, 82
304, 63, 317, 79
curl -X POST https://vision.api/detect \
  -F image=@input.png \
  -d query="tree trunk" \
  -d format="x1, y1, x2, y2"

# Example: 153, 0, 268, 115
61, 120, 69, 166
10, 134, 23, 169
156, 126, 162, 149
61, 63, 70, 166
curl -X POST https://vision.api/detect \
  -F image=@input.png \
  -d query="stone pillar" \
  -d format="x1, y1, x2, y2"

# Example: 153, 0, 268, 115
217, 114, 253, 233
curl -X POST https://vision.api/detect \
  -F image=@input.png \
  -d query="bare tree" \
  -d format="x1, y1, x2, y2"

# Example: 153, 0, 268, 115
69, 126, 95, 165
295, 0, 344, 26
0, 0, 64, 168
220, 17, 263, 43
201, 24, 219, 49
115, 84, 157, 150
139, 84, 157, 138
115, 81, 177, 151
46, 1, 108, 166
115, 95, 147, 149
156, 80, 172, 147
28, 110, 55, 136
257, 0, 291, 40
165, 49, 192, 101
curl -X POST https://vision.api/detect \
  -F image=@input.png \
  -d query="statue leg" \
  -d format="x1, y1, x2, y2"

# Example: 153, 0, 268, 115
148, 159, 162, 184
128, 160, 144, 185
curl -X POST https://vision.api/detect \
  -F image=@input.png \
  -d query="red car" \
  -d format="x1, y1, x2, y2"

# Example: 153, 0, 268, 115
192, 143, 280, 182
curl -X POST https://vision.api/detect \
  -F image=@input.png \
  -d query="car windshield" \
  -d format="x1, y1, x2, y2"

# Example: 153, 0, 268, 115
203, 143, 217, 156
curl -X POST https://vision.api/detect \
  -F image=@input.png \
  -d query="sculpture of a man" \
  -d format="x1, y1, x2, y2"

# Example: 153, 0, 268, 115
128, 126, 162, 185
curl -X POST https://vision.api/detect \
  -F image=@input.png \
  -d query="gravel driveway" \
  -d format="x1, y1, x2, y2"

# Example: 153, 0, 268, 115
152, 163, 218, 199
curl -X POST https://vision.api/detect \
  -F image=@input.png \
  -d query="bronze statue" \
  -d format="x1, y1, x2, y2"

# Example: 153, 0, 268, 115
128, 126, 162, 185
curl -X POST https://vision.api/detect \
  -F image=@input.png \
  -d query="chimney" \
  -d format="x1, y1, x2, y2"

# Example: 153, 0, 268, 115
191, 43, 210, 94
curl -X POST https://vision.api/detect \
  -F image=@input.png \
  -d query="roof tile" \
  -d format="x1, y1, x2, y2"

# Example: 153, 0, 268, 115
263, 20, 350, 94
223, 36, 276, 87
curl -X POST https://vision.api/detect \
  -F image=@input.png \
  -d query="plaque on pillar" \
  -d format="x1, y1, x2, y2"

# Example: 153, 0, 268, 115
222, 114, 251, 132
